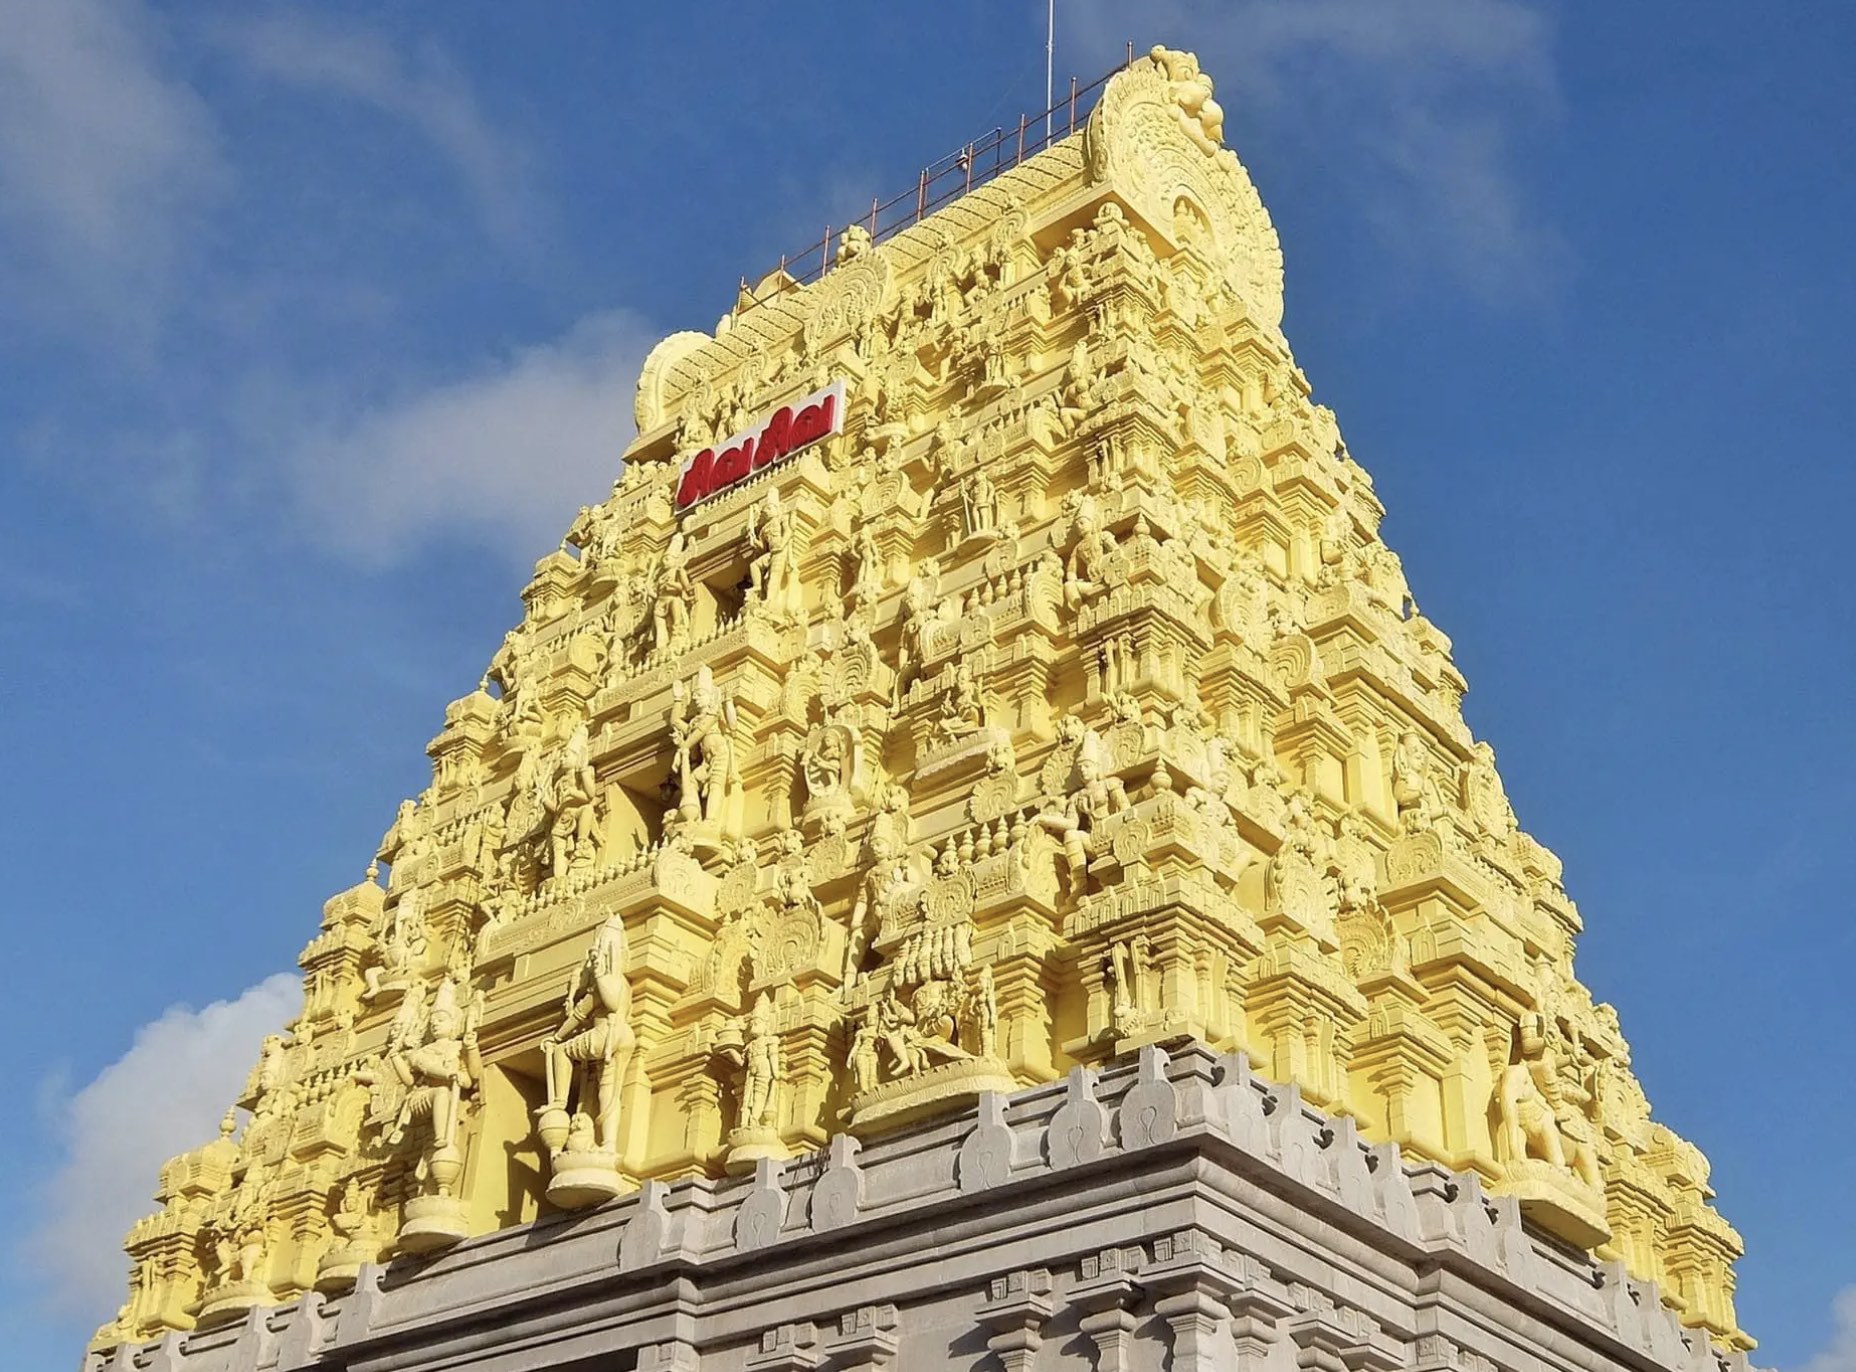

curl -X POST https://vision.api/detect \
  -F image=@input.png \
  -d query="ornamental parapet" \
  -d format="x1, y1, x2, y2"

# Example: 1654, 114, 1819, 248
88, 1047, 1766, 1372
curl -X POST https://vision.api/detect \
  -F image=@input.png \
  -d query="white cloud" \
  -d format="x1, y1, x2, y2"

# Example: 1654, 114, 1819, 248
1804, 1286, 1856, 1372
291, 310, 655, 566
27, 974, 301, 1322
0, 0, 222, 330
212, 11, 537, 244
1066, 0, 1564, 299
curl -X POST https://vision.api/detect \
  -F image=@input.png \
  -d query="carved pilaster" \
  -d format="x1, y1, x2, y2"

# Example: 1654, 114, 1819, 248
823, 1304, 899, 1372
976, 1269, 1055, 1372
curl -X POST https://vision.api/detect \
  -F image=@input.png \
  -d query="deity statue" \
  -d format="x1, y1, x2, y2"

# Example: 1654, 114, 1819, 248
1553, 1028, 1605, 1191
746, 487, 802, 621
856, 980, 976, 1095
836, 222, 872, 264
866, 374, 911, 455
1049, 238, 1092, 316
244, 1033, 288, 1102
313, 1172, 379, 1293
649, 531, 695, 654
1036, 743, 1130, 899
1063, 493, 1118, 609
737, 995, 781, 1135
971, 332, 1011, 400
1317, 506, 1353, 587
848, 522, 884, 613
895, 557, 943, 696
1391, 730, 1444, 834
870, 986, 927, 1077
1464, 740, 1518, 839
536, 914, 636, 1206
1495, 1014, 1586, 1183
845, 832, 923, 987
487, 624, 536, 700
1184, 733, 1238, 825
1364, 545, 1418, 620
933, 658, 986, 746
546, 723, 601, 880
671, 665, 743, 842
1263, 790, 1337, 935
362, 889, 427, 1001
959, 466, 1001, 540
384, 979, 477, 1153
1057, 339, 1096, 436
971, 964, 999, 1060
848, 1021, 880, 1096
1332, 813, 1380, 916
207, 1164, 273, 1299
504, 684, 547, 751
772, 827, 822, 919
1105, 933, 1157, 1035
799, 721, 855, 832
1150, 46, 1225, 154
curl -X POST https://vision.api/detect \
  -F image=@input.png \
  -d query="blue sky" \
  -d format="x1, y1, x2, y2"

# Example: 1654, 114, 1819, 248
2, 3, 1852, 1368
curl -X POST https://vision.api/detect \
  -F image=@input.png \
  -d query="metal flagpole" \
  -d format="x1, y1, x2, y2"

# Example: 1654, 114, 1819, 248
1045, 0, 1055, 140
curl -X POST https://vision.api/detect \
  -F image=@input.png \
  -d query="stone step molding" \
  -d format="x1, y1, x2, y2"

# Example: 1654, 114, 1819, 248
94, 1045, 1763, 1372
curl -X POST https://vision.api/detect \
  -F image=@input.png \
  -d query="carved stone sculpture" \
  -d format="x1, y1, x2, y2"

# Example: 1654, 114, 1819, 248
383, 977, 482, 1252
649, 531, 695, 654
713, 994, 785, 1173
1062, 494, 1118, 609
546, 723, 601, 880
671, 665, 744, 851
536, 913, 636, 1207
1037, 736, 1129, 900
747, 487, 803, 622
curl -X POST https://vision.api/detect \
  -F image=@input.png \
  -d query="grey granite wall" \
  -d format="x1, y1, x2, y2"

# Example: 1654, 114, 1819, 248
91, 1045, 1762, 1372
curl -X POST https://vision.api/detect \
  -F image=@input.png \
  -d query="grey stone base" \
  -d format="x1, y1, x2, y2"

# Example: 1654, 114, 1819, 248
92, 1046, 1761, 1372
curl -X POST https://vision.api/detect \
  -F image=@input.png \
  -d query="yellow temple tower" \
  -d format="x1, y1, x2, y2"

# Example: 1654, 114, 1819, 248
89, 47, 1753, 1372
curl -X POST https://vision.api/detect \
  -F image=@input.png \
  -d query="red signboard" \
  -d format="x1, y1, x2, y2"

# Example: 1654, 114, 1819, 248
674, 379, 847, 509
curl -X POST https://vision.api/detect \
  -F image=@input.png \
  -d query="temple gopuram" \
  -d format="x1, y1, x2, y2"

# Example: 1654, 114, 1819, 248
90, 47, 1759, 1372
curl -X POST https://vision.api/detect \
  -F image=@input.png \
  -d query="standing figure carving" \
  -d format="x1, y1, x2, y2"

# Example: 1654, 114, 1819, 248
895, 558, 942, 696
959, 466, 1001, 541
739, 995, 781, 1134
746, 487, 802, 622
546, 723, 601, 880
1496, 1014, 1581, 1178
848, 522, 884, 615
383, 977, 482, 1252
671, 665, 744, 845
649, 531, 695, 655
1105, 933, 1158, 1036
536, 913, 636, 1207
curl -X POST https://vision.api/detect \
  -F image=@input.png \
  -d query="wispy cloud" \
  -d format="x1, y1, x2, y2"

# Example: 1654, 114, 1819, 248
25, 974, 300, 1323
1804, 1286, 1856, 1372
0, 0, 223, 336
1067, 0, 1565, 300
290, 310, 654, 566
210, 11, 540, 246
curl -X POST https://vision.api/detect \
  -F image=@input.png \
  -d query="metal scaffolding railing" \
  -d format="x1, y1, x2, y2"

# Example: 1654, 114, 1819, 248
736, 42, 1137, 315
